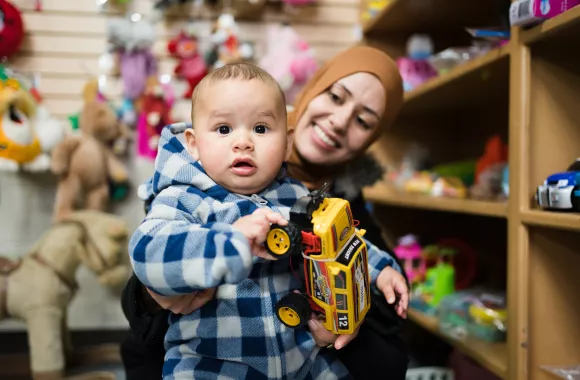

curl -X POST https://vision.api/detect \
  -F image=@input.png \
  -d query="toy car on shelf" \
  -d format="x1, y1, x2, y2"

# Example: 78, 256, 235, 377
265, 183, 371, 335
536, 159, 580, 211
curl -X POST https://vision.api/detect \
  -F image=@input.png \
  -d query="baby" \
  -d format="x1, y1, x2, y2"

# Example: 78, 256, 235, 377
129, 63, 406, 380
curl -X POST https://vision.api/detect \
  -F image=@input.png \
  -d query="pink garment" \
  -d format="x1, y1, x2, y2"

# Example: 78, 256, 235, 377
136, 113, 157, 160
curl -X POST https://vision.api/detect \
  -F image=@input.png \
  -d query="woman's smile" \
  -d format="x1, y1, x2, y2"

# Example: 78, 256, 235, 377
310, 122, 339, 151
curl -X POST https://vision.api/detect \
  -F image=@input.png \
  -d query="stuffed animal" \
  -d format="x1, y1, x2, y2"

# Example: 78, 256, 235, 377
167, 27, 207, 99
0, 210, 130, 380
0, 1, 25, 59
107, 17, 158, 101
0, 86, 56, 171
50, 99, 130, 223
0, 68, 66, 172
207, 14, 254, 69
135, 76, 174, 159
259, 24, 318, 104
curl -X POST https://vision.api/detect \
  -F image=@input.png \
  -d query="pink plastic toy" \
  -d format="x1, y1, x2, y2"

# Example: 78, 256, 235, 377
396, 57, 438, 92
393, 234, 426, 284
510, 0, 580, 27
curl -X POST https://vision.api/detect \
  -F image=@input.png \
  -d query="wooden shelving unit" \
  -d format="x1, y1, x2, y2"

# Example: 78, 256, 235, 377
361, 2, 580, 379
520, 210, 580, 232
363, 183, 507, 218
520, 3, 580, 44
404, 43, 512, 108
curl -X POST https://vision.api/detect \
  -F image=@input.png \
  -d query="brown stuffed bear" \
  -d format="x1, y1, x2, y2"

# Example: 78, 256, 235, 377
0, 210, 130, 380
50, 100, 130, 223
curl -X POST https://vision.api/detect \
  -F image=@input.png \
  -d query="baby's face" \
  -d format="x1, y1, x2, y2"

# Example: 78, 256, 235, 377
188, 79, 290, 195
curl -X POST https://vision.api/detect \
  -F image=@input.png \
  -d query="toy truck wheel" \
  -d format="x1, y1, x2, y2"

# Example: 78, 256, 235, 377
276, 292, 311, 329
266, 223, 301, 259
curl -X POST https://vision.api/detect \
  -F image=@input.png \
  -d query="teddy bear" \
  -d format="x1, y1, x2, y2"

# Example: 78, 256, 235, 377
0, 210, 130, 380
50, 99, 130, 223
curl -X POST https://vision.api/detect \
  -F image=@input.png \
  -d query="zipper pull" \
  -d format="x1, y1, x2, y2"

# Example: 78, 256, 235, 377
251, 194, 268, 206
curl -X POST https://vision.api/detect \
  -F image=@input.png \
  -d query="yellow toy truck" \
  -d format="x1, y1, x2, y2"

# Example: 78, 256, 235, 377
265, 183, 372, 335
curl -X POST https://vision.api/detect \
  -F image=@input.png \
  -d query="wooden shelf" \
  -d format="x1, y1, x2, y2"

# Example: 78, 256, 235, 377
409, 309, 508, 379
402, 43, 511, 113
521, 209, 580, 232
362, 0, 507, 35
363, 183, 507, 218
360, 0, 580, 376
521, 5, 580, 45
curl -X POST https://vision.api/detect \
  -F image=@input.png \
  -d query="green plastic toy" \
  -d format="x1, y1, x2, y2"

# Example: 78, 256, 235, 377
409, 244, 456, 314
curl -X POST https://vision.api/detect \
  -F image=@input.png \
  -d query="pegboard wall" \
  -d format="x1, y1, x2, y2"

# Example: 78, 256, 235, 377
10, 0, 361, 122
0, 0, 360, 332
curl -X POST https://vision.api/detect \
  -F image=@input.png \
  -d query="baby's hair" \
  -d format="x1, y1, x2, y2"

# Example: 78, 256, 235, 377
191, 63, 287, 123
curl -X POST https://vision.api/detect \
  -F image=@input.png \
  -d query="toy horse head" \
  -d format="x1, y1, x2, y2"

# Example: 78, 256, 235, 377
62, 210, 130, 287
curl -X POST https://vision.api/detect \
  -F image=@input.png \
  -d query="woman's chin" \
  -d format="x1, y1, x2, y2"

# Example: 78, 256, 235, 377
300, 147, 338, 167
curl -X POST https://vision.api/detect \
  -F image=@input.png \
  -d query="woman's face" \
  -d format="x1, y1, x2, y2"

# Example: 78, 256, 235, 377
294, 72, 386, 166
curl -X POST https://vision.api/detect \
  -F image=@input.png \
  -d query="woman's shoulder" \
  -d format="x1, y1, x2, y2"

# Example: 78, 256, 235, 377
332, 153, 385, 201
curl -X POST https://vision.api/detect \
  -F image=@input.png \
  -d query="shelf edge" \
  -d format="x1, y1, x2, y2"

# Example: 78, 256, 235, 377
520, 209, 580, 231
404, 43, 512, 104
363, 188, 508, 218
361, 0, 400, 35
521, 5, 580, 44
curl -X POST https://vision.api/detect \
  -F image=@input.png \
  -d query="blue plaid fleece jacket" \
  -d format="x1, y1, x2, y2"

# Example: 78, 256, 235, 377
129, 124, 402, 380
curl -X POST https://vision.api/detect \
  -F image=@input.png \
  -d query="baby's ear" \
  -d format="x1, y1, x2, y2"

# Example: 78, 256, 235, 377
183, 128, 199, 160
285, 128, 294, 161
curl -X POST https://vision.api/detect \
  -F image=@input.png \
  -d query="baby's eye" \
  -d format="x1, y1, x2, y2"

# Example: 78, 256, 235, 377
218, 125, 232, 134
254, 124, 268, 134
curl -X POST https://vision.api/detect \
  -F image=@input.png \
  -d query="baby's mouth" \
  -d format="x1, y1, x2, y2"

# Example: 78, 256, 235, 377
232, 161, 255, 168
230, 158, 257, 176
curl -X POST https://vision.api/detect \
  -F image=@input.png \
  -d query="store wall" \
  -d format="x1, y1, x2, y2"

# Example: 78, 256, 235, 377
11, 0, 360, 121
0, 0, 360, 331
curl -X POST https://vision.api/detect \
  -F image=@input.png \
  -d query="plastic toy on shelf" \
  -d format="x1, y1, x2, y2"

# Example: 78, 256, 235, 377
509, 0, 580, 27
536, 158, 580, 211
396, 34, 439, 92
431, 177, 468, 199
408, 238, 477, 315
393, 234, 426, 285
467, 292, 507, 342
439, 289, 507, 342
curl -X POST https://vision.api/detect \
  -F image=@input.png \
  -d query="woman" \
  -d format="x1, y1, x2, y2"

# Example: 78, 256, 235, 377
120, 45, 409, 380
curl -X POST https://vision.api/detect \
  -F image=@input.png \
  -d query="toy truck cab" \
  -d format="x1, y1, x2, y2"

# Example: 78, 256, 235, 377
265, 184, 372, 335
536, 159, 580, 211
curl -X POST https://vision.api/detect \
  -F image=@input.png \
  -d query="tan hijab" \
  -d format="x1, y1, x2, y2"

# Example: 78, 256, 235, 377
286, 45, 404, 190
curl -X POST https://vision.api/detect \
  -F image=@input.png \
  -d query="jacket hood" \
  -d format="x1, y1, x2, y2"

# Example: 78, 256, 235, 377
138, 123, 288, 205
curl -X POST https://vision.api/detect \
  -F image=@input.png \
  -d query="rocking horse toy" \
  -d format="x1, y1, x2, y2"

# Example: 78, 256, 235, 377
0, 210, 130, 380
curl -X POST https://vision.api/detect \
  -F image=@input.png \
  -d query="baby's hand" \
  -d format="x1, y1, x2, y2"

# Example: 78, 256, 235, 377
376, 266, 409, 319
233, 208, 287, 260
